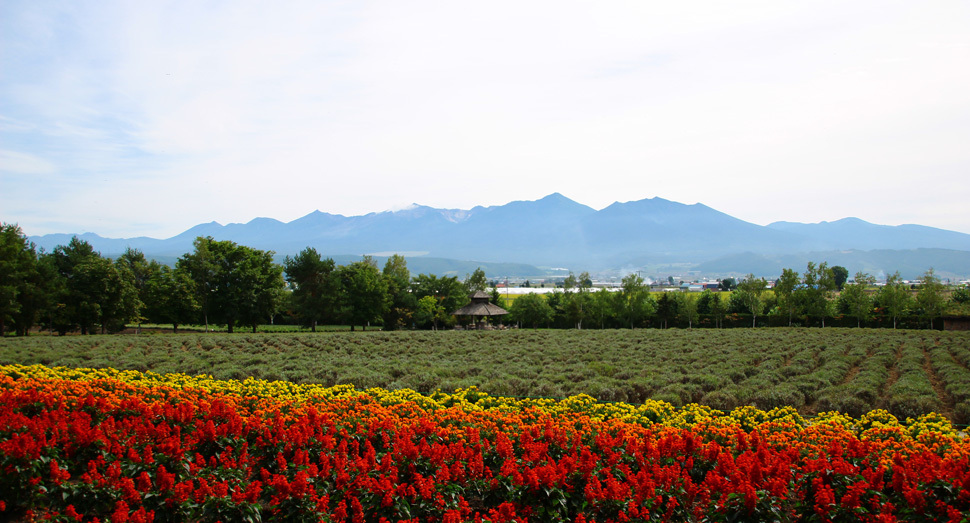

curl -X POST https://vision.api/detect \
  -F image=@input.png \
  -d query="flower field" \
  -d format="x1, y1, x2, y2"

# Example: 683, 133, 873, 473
1, 364, 968, 522
3, 329, 970, 424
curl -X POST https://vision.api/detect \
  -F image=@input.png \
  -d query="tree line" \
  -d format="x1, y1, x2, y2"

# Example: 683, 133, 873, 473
0, 224, 495, 335
517, 262, 963, 330
2, 223, 966, 335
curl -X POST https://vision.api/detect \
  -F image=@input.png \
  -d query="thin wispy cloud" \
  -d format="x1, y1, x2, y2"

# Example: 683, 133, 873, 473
1, 0, 968, 238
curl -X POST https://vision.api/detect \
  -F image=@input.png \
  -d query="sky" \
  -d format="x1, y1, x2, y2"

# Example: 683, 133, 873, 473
2, 1, 969, 239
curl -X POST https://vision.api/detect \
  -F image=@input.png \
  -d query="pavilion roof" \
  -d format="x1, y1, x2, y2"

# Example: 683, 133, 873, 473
451, 300, 509, 317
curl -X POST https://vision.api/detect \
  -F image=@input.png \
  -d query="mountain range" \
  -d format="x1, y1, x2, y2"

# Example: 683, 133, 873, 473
28, 193, 970, 279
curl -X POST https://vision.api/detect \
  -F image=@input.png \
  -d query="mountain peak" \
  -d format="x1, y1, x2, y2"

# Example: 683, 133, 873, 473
533, 193, 595, 212
24, 194, 970, 277
539, 192, 570, 201
387, 203, 423, 213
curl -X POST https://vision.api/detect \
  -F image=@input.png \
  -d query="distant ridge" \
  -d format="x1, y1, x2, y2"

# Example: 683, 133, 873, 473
766, 218, 970, 251
28, 194, 970, 278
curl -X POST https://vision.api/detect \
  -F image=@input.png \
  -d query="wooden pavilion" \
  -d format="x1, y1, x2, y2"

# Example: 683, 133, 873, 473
451, 291, 509, 329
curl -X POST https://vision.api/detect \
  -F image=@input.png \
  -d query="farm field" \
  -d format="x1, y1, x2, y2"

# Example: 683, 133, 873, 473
1, 364, 968, 521
2, 328, 969, 423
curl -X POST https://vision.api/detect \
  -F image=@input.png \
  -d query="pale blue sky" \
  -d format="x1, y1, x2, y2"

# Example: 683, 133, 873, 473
2, 1, 969, 238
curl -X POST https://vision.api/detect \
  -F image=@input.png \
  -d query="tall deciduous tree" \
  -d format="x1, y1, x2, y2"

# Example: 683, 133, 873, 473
177, 237, 217, 330
656, 292, 678, 329
414, 295, 447, 330
283, 247, 338, 332
840, 272, 875, 328
557, 271, 592, 329
115, 248, 157, 330
337, 257, 389, 331
412, 273, 468, 329
774, 268, 800, 326
620, 273, 655, 328
9, 250, 54, 337
178, 237, 284, 333
382, 255, 415, 330
916, 268, 945, 329
831, 265, 849, 291
464, 267, 488, 293
565, 289, 592, 331
797, 262, 836, 327
50, 237, 137, 334
510, 292, 553, 329
709, 292, 726, 329
877, 272, 911, 329
144, 265, 199, 332
562, 272, 577, 293
676, 292, 699, 330
75, 255, 138, 334
736, 274, 767, 328
587, 288, 617, 329
236, 248, 286, 333
0, 224, 39, 336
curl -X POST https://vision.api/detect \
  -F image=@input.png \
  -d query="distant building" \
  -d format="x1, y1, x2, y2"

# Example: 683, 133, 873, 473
451, 291, 509, 329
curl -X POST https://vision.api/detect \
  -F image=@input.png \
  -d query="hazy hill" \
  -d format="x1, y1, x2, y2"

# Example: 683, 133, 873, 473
767, 218, 970, 252
28, 194, 970, 278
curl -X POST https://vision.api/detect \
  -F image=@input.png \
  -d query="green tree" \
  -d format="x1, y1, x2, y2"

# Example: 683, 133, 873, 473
587, 289, 617, 329
414, 295, 446, 330
831, 265, 849, 291
796, 262, 836, 327
176, 237, 217, 330
620, 273, 655, 328
464, 267, 488, 293
115, 248, 157, 330
33, 253, 67, 335
736, 274, 767, 328
545, 290, 566, 327
178, 237, 285, 333
382, 255, 415, 330
774, 268, 800, 326
839, 272, 875, 328
696, 289, 714, 315
283, 248, 338, 332
0, 224, 40, 336
916, 268, 945, 329
563, 272, 578, 293
489, 285, 502, 307
676, 292, 699, 330
240, 249, 285, 333
709, 292, 726, 329
49, 238, 97, 333
337, 257, 389, 331
412, 273, 469, 320
144, 265, 199, 332
563, 278, 592, 330
556, 271, 592, 329
877, 272, 911, 329
77, 255, 139, 334
50, 238, 137, 334
510, 292, 553, 329
656, 292, 678, 329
